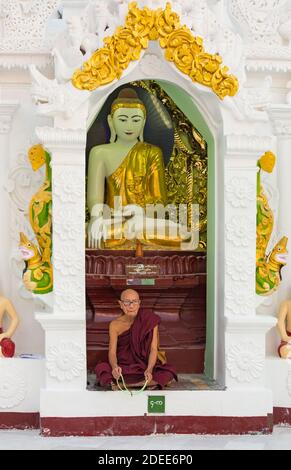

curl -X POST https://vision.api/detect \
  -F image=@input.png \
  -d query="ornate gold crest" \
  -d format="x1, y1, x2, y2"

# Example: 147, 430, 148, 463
72, 2, 239, 100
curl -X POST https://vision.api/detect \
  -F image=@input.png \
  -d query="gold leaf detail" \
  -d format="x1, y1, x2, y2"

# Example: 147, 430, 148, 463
72, 2, 239, 100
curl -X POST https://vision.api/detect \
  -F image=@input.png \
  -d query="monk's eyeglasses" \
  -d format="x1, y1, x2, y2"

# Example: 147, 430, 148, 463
121, 300, 140, 306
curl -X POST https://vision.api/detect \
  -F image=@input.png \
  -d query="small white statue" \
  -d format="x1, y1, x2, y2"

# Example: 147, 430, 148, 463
277, 300, 291, 359
0, 295, 19, 358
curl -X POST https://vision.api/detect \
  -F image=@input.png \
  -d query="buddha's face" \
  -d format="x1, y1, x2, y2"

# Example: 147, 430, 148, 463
110, 107, 145, 143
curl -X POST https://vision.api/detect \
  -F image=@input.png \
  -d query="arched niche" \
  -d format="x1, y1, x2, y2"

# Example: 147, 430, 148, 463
86, 71, 225, 382
32, 2, 276, 435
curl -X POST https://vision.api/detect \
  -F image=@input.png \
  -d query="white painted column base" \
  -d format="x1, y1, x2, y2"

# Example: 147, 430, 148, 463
266, 357, 291, 410
40, 388, 274, 419
0, 358, 45, 414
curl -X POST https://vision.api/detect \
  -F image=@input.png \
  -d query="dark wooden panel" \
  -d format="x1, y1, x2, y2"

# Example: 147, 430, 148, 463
86, 250, 207, 374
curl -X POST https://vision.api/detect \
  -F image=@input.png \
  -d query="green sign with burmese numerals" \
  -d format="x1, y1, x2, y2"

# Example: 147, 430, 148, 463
148, 396, 165, 414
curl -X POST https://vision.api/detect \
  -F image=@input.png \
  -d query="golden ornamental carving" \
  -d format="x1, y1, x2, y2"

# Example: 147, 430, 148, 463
19, 145, 53, 295
72, 2, 239, 100
256, 152, 288, 296
132, 81, 208, 251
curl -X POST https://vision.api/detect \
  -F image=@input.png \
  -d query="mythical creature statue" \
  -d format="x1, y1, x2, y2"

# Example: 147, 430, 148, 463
30, 65, 89, 118
19, 145, 53, 295
228, 75, 272, 122
256, 151, 288, 296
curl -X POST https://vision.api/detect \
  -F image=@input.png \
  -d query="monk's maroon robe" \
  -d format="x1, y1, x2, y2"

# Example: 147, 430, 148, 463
96, 310, 177, 388
0, 328, 15, 358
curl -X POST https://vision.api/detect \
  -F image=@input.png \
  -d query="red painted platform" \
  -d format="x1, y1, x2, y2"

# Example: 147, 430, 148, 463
40, 415, 273, 437
0, 413, 40, 430
0, 411, 275, 436
273, 407, 291, 426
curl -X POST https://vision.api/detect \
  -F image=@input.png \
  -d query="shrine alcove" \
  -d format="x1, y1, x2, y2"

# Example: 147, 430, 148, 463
85, 80, 216, 380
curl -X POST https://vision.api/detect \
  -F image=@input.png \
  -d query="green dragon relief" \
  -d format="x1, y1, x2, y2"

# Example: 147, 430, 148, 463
19, 145, 53, 295
256, 152, 288, 296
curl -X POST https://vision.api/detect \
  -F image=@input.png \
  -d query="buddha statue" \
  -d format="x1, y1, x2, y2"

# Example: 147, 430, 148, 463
87, 88, 191, 250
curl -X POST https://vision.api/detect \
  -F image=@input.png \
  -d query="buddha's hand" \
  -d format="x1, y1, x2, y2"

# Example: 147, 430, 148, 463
112, 366, 122, 380
122, 205, 144, 238
88, 216, 106, 249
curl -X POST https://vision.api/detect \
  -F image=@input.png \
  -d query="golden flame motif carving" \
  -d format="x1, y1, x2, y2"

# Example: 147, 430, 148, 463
72, 2, 239, 99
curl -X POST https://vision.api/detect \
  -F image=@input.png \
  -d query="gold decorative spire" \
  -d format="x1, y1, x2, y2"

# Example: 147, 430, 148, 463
72, 2, 239, 100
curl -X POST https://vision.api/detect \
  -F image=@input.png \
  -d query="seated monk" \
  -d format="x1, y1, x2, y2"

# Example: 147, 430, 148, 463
96, 289, 177, 390
0, 295, 19, 358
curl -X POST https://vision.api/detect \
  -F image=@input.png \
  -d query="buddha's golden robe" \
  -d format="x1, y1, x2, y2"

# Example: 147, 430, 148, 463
106, 142, 167, 208
103, 142, 183, 249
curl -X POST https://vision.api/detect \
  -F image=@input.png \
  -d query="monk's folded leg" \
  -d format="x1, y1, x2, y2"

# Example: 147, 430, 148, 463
120, 364, 146, 386
122, 374, 146, 386
96, 362, 113, 387
153, 364, 178, 389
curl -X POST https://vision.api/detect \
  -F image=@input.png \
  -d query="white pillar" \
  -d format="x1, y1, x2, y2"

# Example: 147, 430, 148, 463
267, 105, 291, 301
35, 126, 87, 392
224, 135, 276, 390
0, 101, 19, 295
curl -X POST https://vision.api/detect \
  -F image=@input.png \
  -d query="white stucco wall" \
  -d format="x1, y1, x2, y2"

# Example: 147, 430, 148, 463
0, 0, 291, 420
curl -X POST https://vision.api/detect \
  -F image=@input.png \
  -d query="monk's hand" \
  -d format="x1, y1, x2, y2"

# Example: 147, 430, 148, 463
144, 369, 153, 384
112, 366, 122, 380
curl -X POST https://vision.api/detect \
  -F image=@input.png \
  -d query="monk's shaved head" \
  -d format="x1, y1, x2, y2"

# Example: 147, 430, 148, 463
120, 289, 140, 301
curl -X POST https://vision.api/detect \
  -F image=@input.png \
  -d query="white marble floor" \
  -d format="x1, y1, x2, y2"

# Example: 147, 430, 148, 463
0, 426, 290, 450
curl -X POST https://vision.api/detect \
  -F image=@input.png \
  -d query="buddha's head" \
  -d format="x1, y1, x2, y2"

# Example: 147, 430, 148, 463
108, 88, 146, 144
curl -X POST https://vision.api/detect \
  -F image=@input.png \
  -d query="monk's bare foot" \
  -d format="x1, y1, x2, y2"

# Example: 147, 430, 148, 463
111, 382, 119, 391
147, 381, 159, 390
165, 379, 175, 388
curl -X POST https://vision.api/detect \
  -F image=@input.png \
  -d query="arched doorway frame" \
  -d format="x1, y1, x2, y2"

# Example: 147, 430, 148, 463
34, 23, 275, 434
